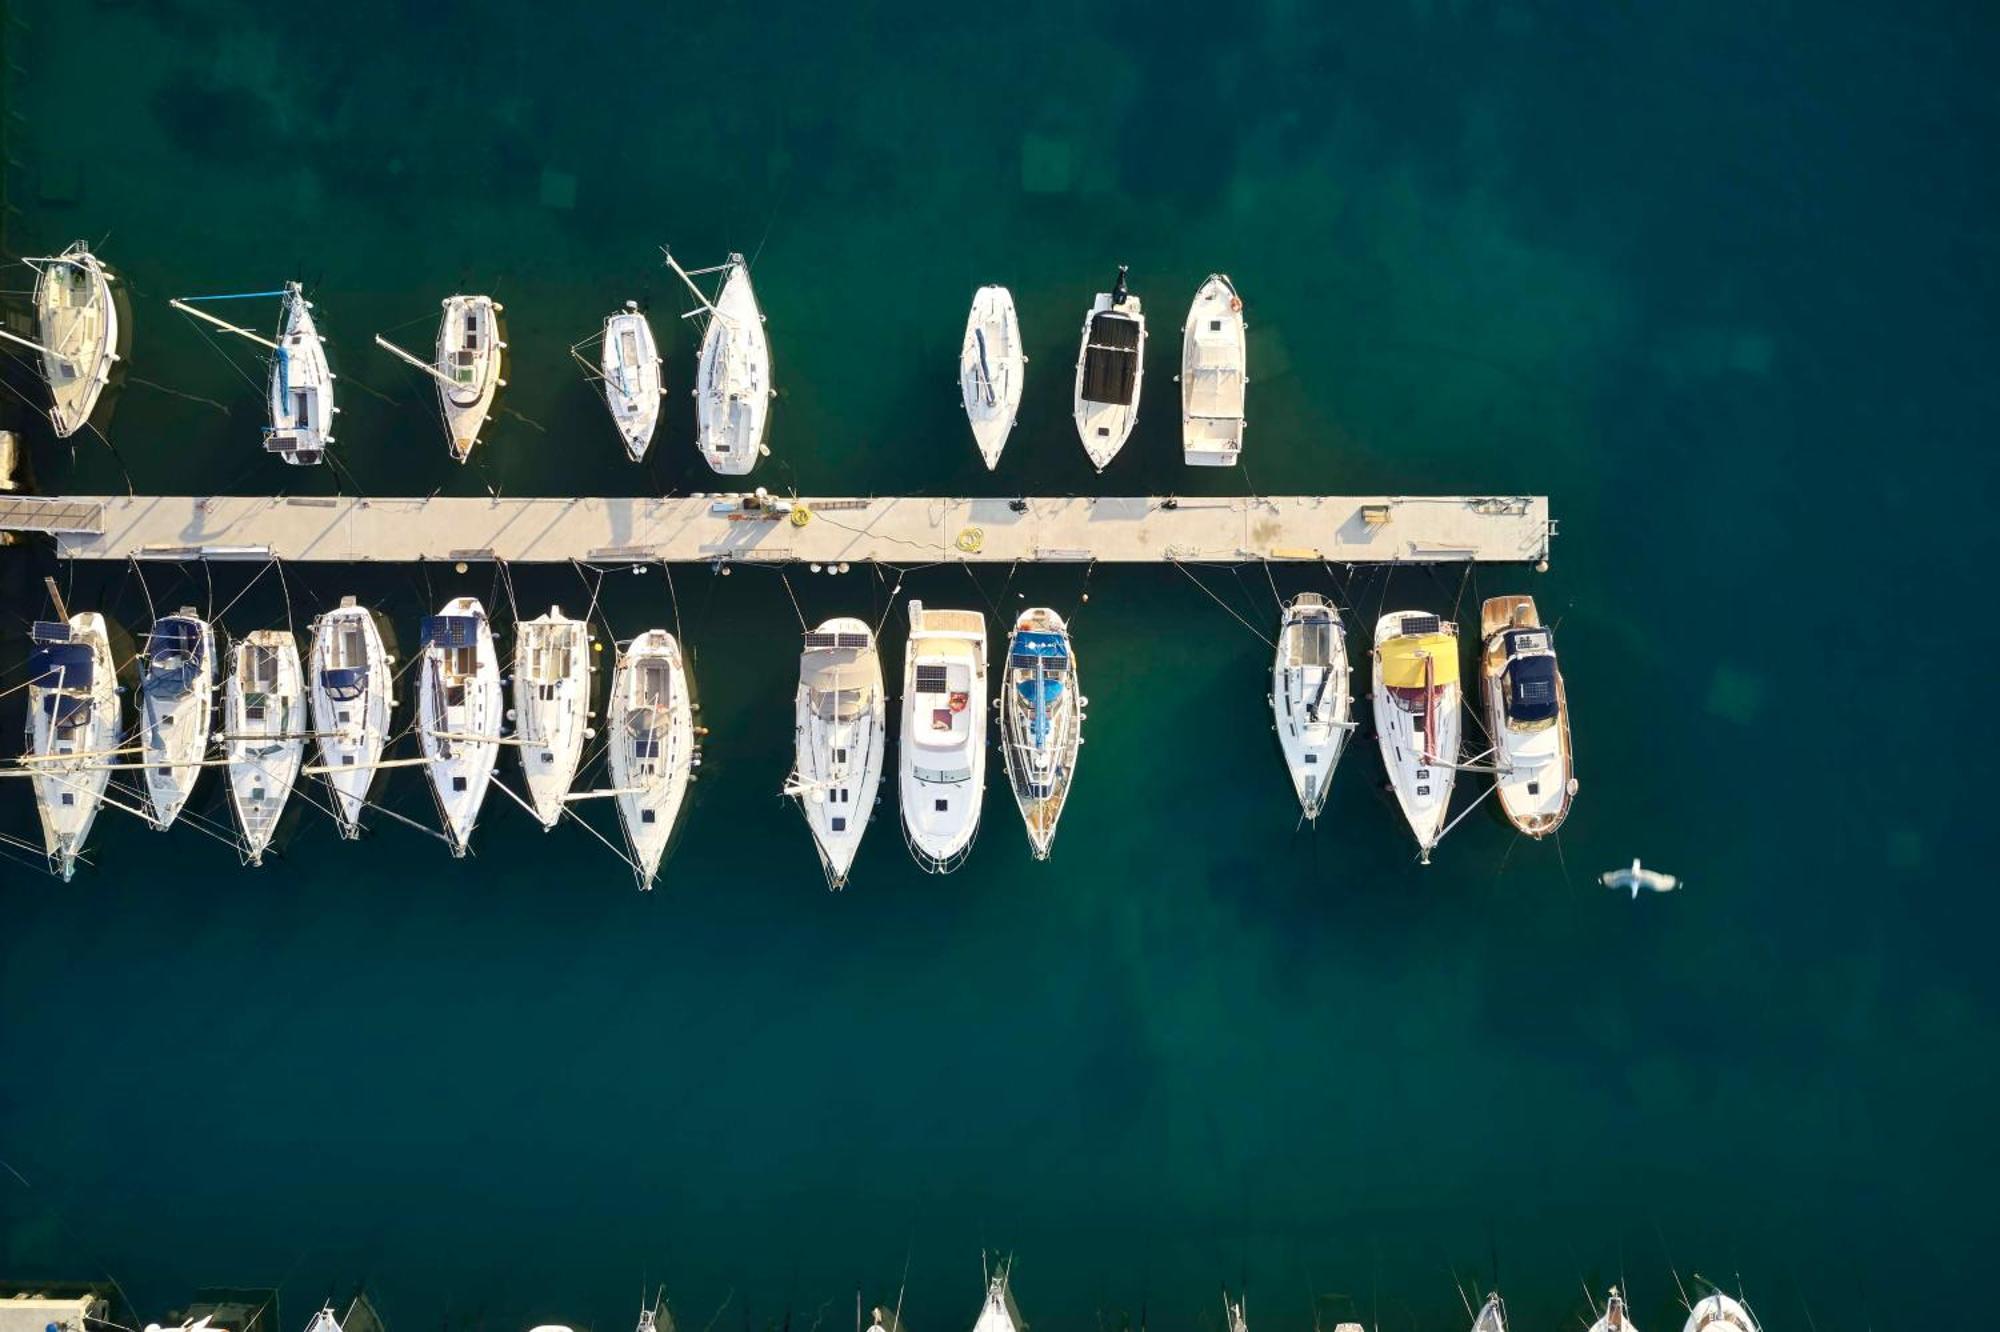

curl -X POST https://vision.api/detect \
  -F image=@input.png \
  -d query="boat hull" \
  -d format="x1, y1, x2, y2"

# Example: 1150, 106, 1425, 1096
268, 283, 335, 464
1000, 607, 1082, 859
898, 602, 988, 871
435, 295, 504, 462
960, 286, 1024, 469
224, 630, 307, 866
418, 598, 504, 854
790, 617, 886, 887
1371, 611, 1462, 860
608, 630, 696, 888
695, 260, 772, 476
1073, 293, 1146, 471
138, 614, 216, 831
1271, 594, 1349, 820
33, 243, 118, 439
1180, 274, 1246, 466
601, 307, 663, 461
1478, 595, 1575, 837
26, 613, 120, 881
512, 611, 592, 828
309, 601, 392, 838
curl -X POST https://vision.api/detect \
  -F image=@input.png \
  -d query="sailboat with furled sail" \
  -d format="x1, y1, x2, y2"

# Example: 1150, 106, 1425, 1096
23, 613, 119, 881
607, 629, 698, 889
418, 597, 505, 855
1479, 594, 1575, 837
664, 249, 772, 476
308, 596, 394, 839
138, 608, 216, 831
511, 607, 593, 828
1681, 1286, 1759, 1332
1587, 1287, 1637, 1332
0, 242, 120, 437
960, 285, 1024, 468
1000, 607, 1084, 859
375, 295, 507, 461
1470, 1293, 1508, 1332
786, 618, 886, 889
222, 629, 307, 866
1372, 611, 1462, 862
971, 1258, 1023, 1332
1271, 592, 1351, 821
169, 282, 337, 464
599, 301, 664, 460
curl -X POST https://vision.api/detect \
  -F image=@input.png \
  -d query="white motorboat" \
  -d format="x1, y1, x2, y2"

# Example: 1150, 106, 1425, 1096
1682, 1290, 1759, 1332
223, 629, 306, 866
2, 242, 120, 437
373, 295, 506, 461
601, 300, 663, 460
1179, 273, 1246, 465
1000, 606, 1084, 860
786, 617, 886, 889
971, 1263, 1022, 1332
666, 250, 772, 476
1587, 1287, 1637, 1332
1073, 265, 1146, 470
138, 608, 216, 831
1479, 594, 1575, 837
308, 596, 393, 839
511, 607, 593, 829
1271, 592, 1350, 821
1371, 611, 1462, 862
960, 285, 1024, 468
898, 600, 987, 872
1471, 1294, 1507, 1332
418, 597, 504, 855
168, 282, 337, 464
607, 628, 697, 890
24, 614, 119, 881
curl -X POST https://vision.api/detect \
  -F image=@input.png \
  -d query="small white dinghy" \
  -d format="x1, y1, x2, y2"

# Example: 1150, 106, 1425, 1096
24, 614, 119, 881
1479, 594, 1575, 838
1682, 1290, 1759, 1332
1000, 607, 1084, 860
168, 282, 337, 464
898, 600, 987, 873
418, 598, 505, 855
601, 301, 663, 461
607, 629, 697, 890
786, 617, 886, 889
960, 285, 1024, 469
138, 609, 216, 831
373, 295, 507, 462
308, 596, 393, 839
1179, 273, 1246, 466
223, 629, 307, 866
1587, 1287, 1637, 1332
1271, 593, 1351, 821
511, 607, 593, 829
0, 242, 120, 438
1073, 265, 1146, 471
665, 250, 772, 476
1372, 611, 1462, 863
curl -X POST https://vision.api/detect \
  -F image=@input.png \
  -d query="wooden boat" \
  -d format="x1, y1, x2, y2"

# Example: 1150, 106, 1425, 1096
786, 617, 886, 888
1478, 594, 1575, 837
23, 614, 119, 881
223, 629, 307, 866
898, 601, 987, 872
666, 250, 772, 476
1179, 273, 1246, 465
960, 285, 1024, 469
374, 295, 507, 461
169, 283, 337, 464
601, 301, 663, 461
138, 609, 216, 831
1271, 593, 1351, 821
607, 629, 697, 889
1073, 265, 1146, 470
1000, 606, 1084, 859
2, 242, 120, 437
308, 596, 394, 839
512, 607, 593, 828
1371, 611, 1461, 862
417, 597, 504, 854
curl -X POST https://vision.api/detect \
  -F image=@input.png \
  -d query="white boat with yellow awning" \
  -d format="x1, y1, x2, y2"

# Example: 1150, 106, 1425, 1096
1371, 611, 1461, 861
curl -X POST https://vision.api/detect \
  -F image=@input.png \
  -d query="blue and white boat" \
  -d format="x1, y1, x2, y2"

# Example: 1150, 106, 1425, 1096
24, 614, 120, 881
138, 608, 216, 830
999, 607, 1084, 860
170, 282, 336, 464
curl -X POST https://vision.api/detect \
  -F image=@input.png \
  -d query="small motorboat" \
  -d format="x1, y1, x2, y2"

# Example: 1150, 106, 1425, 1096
1000, 606, 1084, 859
1371, 611, 1462, 862
1179, 273, 1246, 465
960, 285, 1024, 469
374, 295, 507, 462
511, 607, 593, 829
418, 597, 504, 855
308, 596, 393, 839
138, 608, 216, 831
601, 300, 663, 461
666, 250, 772, 476
1, 242, 120, 437
1073, 265, 1146, 470
607, 629, 698, 890
1479, 594, 1575, 837
898, 600, 987, 872
223, 629, 307, 866
24, 614, 119, 881
1681, 1290, 1759, 1332
786, 617, 886, 888
1587, 1287, 1637, 1332
1271, 593, 1351, 821
168, 282, 337, 464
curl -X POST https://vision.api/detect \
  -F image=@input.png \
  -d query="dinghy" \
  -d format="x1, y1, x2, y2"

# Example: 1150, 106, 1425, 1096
138, 609, 216, 831
607, 629, 697, 890
1179, 273, 1246, 465
168, 282, 337, 464
1682, 1291, 1759, 1332
971, 1262, 1023, 1332
418, 598, 504, 855
898, 600, 987, 872
1271, 593, 1350, 821
1587, 1287, 1637, 1332
308, 596, 393, 839
1471, 1294, 1507, 1332
601, 301, 663, 461
1073, 265, 1146, 470
665, 250, 772, 476
1000, 607, 1084, 860
1371, 611, 1462, 862
24, 614, 119, 881
512, 607, 592, 828
0, 243, 120, 437
374, 295, 506, 462
785, 617, 886, 888
960, 285, 1024, 469
223, 629, 306, 866
1479, 595, 1575, 837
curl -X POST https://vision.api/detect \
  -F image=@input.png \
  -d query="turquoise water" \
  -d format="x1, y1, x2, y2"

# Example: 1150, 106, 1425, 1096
2, 3, 1995, 1330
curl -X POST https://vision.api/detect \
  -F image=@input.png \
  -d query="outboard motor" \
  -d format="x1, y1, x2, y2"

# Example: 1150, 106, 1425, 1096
1111, 264, 1130, 306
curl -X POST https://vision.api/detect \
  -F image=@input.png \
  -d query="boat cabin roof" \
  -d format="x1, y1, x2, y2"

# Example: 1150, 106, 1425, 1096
1502, 654, 1559, 724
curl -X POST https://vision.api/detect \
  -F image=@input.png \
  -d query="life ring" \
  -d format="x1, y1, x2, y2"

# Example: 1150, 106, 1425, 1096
789, 505, 812, 528
949, 693, 968, 713
955, 526, 984, 553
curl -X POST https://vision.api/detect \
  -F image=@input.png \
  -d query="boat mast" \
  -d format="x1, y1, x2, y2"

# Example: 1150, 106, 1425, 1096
170, 297, 282, 352
374, 334, 461, 391
660, 249, 719, 316
1422, 649, 1437, 766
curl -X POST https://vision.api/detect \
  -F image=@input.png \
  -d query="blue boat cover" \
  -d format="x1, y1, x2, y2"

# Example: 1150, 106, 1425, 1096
1016, 677, 1065, 745
1503, 655, 1559, 724
422, 615, 479, 649
1009, 630, 1069, 669
321, 667, 367, 701
30, 642, 93, 688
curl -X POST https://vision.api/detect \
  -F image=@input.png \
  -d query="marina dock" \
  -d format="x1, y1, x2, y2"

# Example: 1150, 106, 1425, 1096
0, 493, 1553, 565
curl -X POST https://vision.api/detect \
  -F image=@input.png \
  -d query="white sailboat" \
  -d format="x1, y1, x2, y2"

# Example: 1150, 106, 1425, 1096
223, 629, 306, 866
1179, 273, 1246, 466
1479, 594, 1575, 837
138, 608, 216, 831
418, 597, 504, 855
300, 1307, 342, 1332
1371, 611, 1462, 862
1471, 1293, 1507, 1332
1, 242, 120, 437
971, 1261, 1022, 1332
168, 283, 337, 464
664, 250, 772, 476
1224, 1292, 1249, 1332
1073, 265, 1146, 471
1000, 606, 1084, 860
601, 300, 663, 460
898, 600, 987, 873
308, 596, 394, 839
511, 607, 593, 828
607, 629, 697, 890
960, 285, 1024, 469
1271, 593, 1351, 821
786, 617, 886, 889
23, 614, 119, 881
1681, 1290, 1759, 1332
374, 295, 506, 461
1587, 1287, 1637, 1332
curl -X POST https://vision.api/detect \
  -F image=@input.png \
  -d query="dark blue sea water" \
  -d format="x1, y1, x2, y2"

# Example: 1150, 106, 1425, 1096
2, 3, 1996, 1331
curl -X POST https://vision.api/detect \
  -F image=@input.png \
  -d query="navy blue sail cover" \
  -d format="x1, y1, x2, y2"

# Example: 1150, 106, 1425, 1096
321, 667, 367, 701
422, 615, 479, 649
1503, 654, 1560, 723
30, 641, 93, 689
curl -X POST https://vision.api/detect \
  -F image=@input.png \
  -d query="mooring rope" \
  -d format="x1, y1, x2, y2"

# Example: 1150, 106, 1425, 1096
1170, 559, 1273, 648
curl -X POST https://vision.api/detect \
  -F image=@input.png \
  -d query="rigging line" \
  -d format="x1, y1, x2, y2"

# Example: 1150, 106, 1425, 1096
1261, 557, 1284, 614
183, 311, 268, 399
1430, 779, 1498, 854
129, 557, 157, 627
662, 562, 685, 649
1170, 559, 1274, 648
778, 568, 807, 631
555, 786, 648, 885
961, 560, 998, 614
78, 416, 137, 496
124, 374, 230, 413
275, 558, 297, 641
1452, 559, 1475, 623
210, 557, 278, 625
352, 783, 454, 847
873, 569, 907, 638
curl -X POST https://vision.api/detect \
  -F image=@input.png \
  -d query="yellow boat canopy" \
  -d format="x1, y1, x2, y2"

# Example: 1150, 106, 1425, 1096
1380, 633, 1460, 688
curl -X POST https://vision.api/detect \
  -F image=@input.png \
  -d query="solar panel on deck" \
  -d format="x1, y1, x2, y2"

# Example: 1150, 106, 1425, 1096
1400, 614, 1441, 635
835, 633, 870, 649
422, 615, 478, 648
914, 664, 949, 691
803, 632, 839, 649
32, 620, 72, 643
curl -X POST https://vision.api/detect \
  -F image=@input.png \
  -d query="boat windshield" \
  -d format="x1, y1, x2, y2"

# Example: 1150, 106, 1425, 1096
1502, 654, 1560, 726
321, 667, 368, 702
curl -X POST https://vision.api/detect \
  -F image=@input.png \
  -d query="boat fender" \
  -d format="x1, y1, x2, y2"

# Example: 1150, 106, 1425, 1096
584, 727, 597, 740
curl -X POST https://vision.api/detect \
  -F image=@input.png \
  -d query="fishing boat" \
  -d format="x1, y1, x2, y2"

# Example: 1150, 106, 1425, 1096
1587, 1287, 1637, 1332
169, 283, 337, 464
1271, 592, 1351, 821
785, 617, 886, 888
971, 1261, 1022, 1332
511, 607, 592, 828
1179, 273, 1246, 465
898, 600, 987, 872
308, 596, 393, 839
607, 628, 697, 890
1471, 1293, 1507, 1332
664, 250, 772, 475
1000, 606, 1084, 859
1479, 594, 1575, 837
601, 300, 663, 461
1681, 1290, 1758, 1332
1073, 265, 1146, 471
960, 285, 1024, 468
0, 243, 120, 437
1371, 611, 1462, 862
418, 597, 504, 855
23, 614, 119, 881
223, 629, 306, 866
138, 608, 216, 831
374, 295, 506, 461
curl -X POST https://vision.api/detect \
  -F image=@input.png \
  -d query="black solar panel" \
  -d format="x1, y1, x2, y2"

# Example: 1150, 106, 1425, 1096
803, 632, 839, 649
835, 632, 871, 649
914, 664, 949, 691
1400, 614, 1441, 635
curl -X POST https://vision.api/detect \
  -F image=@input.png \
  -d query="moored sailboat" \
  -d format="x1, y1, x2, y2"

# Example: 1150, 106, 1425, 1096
1, 243, 120, 437
1073, 265, 1146, 471
308, 596, 393, 839
601, 301, 663, 461
1587, 1287, 1637, 1332
1179, 273, 1247, 466
786, 617, 886, 888
607, 629, 697, 890
24, 614, 119, 881
1681, 1289, 1759, 1332
961, 285, 1024, 469
1371, 611, 1462, 862
511, 607, 593, 829
665, 250, 772, 476
898, 600, 987, 872
375, 295, 507, 461
1471, 1293, 1508, 1332
138, 608, 216, 831
1479, 594, 1575, 837
418, 598, 505, 855
1271, 593, 1351, 821
222, 629, 307, 866
169, 283, 338, 464
1000, 606, 1084, 860
971, 1261, 1023, 1332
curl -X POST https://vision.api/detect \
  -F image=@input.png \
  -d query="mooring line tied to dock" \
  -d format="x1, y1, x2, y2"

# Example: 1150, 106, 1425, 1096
1170, 557, 1274, 649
